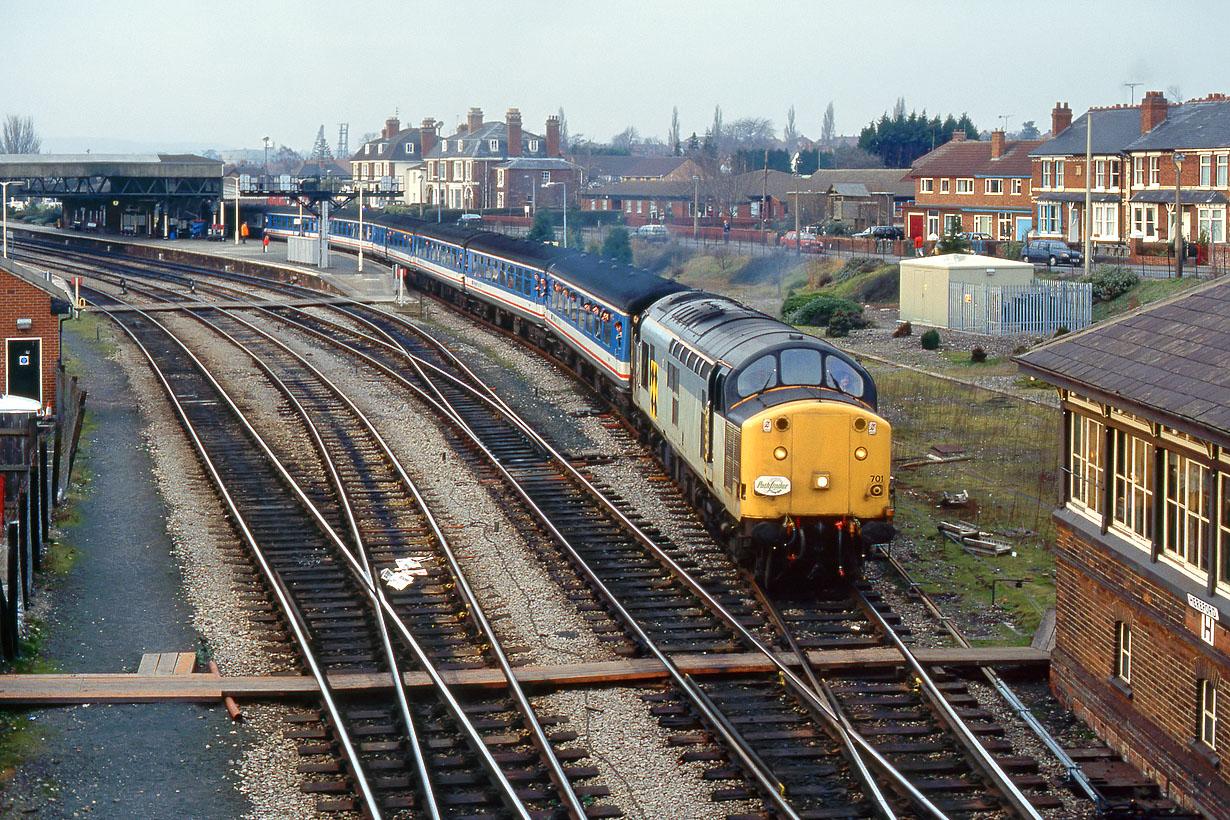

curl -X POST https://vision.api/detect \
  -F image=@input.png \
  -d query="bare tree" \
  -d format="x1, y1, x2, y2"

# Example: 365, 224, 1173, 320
557, 107, 569, 152
669, 106, 681, 155
2, 115, 41, 154
1166, 85, 1183, 103
821, 102, 836, 146
610, 126, 640, 150
711, 104, 724, 152
892, 96, 906, 119
727, 117, 775, 148
783, 106, 798, 148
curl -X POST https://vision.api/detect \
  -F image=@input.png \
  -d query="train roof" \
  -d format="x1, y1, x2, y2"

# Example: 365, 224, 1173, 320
645, 290, 848, 368
467, 231, 560, 265
546, 251, 689, 315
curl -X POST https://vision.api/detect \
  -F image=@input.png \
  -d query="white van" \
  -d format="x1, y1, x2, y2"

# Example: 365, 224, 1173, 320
635, 224, 669, 241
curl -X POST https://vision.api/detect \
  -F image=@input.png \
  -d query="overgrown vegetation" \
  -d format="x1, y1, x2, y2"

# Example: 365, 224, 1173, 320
920, 328, 940, 349
870, 364, 1062, 641
781, 292, 866, 329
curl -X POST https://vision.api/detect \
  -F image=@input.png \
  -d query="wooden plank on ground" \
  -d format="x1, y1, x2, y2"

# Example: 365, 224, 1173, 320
0, 646, 1047, 705
136, 654, 160, 675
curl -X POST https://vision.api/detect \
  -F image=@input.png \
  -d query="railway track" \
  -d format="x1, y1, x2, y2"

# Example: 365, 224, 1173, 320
34, 240, 1111, 818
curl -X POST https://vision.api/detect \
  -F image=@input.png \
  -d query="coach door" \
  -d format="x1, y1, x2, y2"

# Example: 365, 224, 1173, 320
6, 338, 41, 404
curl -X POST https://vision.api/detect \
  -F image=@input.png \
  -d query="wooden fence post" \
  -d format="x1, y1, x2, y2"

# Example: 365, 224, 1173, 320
38, 435, 49, 546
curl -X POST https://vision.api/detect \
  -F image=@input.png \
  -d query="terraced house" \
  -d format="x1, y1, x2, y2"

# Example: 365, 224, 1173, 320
1030, 92, 1230, 255
903, 130, 1041, 243
1017, 280, 1230, 817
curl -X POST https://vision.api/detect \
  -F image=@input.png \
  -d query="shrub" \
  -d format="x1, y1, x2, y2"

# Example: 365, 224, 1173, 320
892, 321, 912, 338
526, 210, 556, 243
837, 257, 882, 278
970, 346, 987, 363
821, 219, 849, 236
1081, 265, 1139, 302
1000, 240, 1024, 261
784, 293, 864, 327
1054, 325, 1070, 337
601, 227, 633, 264
920, 328, 941, 350
826, 310, 855, 337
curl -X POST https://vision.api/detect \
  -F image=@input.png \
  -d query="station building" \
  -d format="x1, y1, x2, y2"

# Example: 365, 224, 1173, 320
1016, 278, 1230, 816
0, 259, 72, 412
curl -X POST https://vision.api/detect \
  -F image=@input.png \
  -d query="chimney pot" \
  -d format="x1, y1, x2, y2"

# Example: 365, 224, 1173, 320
1141, 90, 1170, 134
1051, 102, 1073, 137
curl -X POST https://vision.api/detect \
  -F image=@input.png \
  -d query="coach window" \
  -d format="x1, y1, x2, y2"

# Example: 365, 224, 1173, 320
780, 348, 823, 387
736, 354, 778, 398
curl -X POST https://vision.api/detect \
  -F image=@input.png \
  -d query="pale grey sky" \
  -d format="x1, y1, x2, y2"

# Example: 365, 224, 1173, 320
7, 0, 1225, 156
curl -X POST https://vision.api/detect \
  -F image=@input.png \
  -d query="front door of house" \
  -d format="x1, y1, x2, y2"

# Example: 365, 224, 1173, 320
6, 338, 40, 403
1016, 217, 1032, 241
1069, 206, 1081, 242
908, 214, 924, 240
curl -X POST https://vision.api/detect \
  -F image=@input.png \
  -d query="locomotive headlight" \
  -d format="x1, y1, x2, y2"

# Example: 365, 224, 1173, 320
854, 446, 868, 461
773, 446, 788, 460
813, 472, 831, 489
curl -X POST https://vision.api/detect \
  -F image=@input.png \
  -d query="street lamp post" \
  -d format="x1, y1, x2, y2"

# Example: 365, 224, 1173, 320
543, 180, 567, 248
692, 175, 700, 241
263, 137, 271, 187
1174, 152, 1186, 278
233, 178, 241, 246
0, 180, 25, 259
358, 184, 365, 272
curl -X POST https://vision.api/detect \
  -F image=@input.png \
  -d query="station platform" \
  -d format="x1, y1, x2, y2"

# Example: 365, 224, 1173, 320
14, 223, 398, 303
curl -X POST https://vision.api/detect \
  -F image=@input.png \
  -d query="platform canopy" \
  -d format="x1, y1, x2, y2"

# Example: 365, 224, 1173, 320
0, 154, 221, 198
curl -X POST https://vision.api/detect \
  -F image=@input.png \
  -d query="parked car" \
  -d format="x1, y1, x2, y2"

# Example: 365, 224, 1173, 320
1021, 239, 1083, 266
854, 225, 904, 240
960, 232, 992, 242
635, 224, 669, 241
779, 230, 821, 252
457, 213, 483, 227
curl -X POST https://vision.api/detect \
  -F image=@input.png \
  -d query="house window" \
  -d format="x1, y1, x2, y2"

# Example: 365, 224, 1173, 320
365, 144, 372, 155
1110, 160, 1121, 188
497, 168, 505, 187
1132, 205, 1158, 239
985, 179, 1003, 194
920, 178, 934, 193
1039, 202, 1062, 234
1111, 429, 1152, 547
1200, 679, 1217, 747
1093, 203, 1119, 240
489, 139, 499, 151
927, 212, 939, 238
637, 201, 643, 214
625, 201, 632, 214
466, 161, 472, 181
1068, 412, 1103, 516
1055, 161, 1064, 187
1012, 178, 1023, 195
1219, 475, 1230, 590
1218, 155, 1229, 187
1163, 449, 1210, 574
1150, 156, 1160, 186
362, 163, 370, 178
997, 212, 1012, 239
972, 214, 992, 234
1201, 155, 1212, 187
1198, 207, 1225, 243
1095, 160, 1106, 189
955, 178, 973, 193
1042, 162, 1052, 188
405, 143, 414, 154
542, 171, 550, 184
528, 139, 540, 152
497, 192, 505, 208
939, 179, 950, 194
1115, 621, 1132, 683
378, 143, 385, 154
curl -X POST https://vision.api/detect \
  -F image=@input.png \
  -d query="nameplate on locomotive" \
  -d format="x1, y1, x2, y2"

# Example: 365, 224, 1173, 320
754, 476, 791, 496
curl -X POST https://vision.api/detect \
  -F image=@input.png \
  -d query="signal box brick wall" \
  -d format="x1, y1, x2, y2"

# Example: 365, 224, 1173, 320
0, 272, 60, 411
1052, 518, 1230, 817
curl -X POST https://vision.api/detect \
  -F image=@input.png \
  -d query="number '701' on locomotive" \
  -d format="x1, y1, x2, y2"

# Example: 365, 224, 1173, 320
264, 209, 892, 584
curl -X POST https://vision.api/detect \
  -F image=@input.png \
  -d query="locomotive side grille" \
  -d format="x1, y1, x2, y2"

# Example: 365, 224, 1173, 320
724, 422, 741, 494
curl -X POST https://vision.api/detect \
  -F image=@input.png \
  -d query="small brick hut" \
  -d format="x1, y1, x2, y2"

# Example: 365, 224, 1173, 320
0, 258, 72, 412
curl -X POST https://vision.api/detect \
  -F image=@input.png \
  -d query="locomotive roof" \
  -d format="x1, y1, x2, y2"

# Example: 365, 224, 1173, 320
645, 290, 847, 368
546, 251, 690, 314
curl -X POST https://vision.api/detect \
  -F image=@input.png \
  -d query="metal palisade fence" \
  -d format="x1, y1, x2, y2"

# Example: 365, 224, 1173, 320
948, 280, 1092, 335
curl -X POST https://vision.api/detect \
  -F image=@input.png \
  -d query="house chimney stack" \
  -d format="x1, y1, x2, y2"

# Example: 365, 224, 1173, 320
383, 116, 400, 140
419, 118, 437, 156
1141, 90, 1169, 134
990, 129, 1006, 159
506, 108, 523, 157
1052, 102, 1072, 137
468, 107, 484, 134
951, 129, 966, 142
545, 115, 561, 157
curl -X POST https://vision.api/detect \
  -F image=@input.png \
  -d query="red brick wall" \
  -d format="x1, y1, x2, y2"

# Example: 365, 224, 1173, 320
1052, 522, 1230, 817
0, 274, 59, 411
